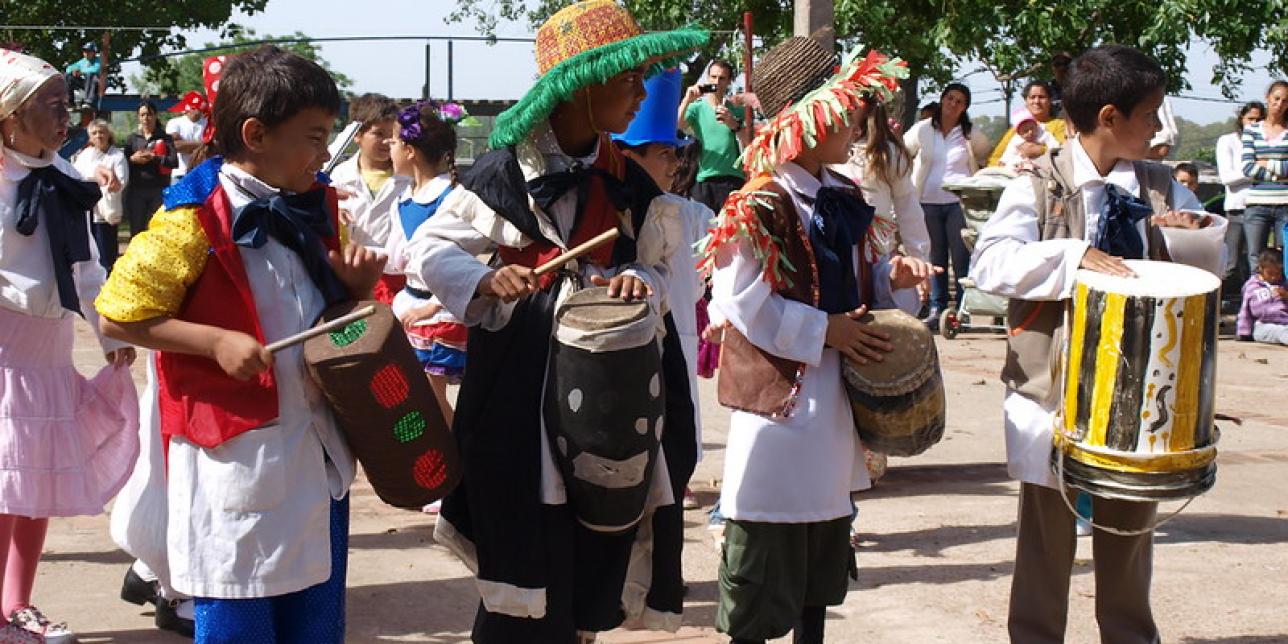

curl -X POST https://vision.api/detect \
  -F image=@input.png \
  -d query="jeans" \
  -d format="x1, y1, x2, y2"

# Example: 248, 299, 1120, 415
1223, 210, 1248, 284
1253, 321, 1288, 345
922, 202, 970, 309
1243, 204, 1288, 271
91, 222, 119, 272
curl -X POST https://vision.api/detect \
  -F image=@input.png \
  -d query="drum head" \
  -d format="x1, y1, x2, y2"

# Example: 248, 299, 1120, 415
1075, 260, 1220, 298
842, 309, 936, 394
557, 287, 650, 331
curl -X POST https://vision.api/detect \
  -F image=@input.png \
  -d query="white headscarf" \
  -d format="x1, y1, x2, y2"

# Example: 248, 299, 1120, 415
0, 49, 59, 122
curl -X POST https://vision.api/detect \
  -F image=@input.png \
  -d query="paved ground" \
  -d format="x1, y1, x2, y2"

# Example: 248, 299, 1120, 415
38, 320, 1288, 643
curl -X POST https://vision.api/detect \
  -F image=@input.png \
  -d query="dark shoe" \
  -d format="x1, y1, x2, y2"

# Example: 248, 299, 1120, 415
121, 567, 159, 606
156, 598, 195, 639
922, 307, 942, 332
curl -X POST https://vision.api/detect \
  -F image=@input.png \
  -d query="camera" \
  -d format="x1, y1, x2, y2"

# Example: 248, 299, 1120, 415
698, 83, 718, 94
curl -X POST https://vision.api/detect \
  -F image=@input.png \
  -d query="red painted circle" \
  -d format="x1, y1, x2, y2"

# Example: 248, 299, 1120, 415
413, 448, 448, 489
370, 363, 410, 409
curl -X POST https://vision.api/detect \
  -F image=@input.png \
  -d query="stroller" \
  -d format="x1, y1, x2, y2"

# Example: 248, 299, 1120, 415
938, 171, 1013, 339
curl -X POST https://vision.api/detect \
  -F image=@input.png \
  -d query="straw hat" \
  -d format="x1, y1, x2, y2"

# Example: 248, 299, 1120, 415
753, 37, 837, 117
489, 0, 707, 148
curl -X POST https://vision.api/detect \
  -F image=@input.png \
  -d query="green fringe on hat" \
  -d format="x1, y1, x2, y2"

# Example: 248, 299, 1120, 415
489, 27, 709, 149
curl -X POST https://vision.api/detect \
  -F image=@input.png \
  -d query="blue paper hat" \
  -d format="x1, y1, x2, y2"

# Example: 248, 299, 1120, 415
613, 68, 691, 148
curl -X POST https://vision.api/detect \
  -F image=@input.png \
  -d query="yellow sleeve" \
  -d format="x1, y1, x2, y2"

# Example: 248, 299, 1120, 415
987, 128, 1016, 167
1047, 119, 1068, 143
95, 205, 211, 322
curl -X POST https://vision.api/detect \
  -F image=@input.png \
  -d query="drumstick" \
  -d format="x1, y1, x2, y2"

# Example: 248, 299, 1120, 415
266, 304, 376, 353
533, 228, 620, 277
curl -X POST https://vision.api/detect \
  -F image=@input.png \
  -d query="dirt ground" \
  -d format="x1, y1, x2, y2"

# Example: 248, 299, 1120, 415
38, 321, 1288, 643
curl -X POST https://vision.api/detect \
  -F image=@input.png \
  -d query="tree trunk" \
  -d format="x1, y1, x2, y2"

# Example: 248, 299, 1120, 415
899, 75, 920, 131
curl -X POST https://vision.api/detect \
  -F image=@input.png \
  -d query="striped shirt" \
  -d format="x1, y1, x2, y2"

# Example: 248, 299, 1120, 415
1241, 122, 1288, 205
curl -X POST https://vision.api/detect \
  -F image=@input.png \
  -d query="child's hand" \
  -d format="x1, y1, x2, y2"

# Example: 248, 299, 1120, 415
1150, 210, 1208, 230
590, 273, 651, 301
888, 256, 940, 290
477, 265, 539, 302
329, 244, 386, 300
701, 321, 729, 343
1079, 248, 1135, 277
212, 330, 272, 381
825, 305, 893, 365
399, 302, 443, 331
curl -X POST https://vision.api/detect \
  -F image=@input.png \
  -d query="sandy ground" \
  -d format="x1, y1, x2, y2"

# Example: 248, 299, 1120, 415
35, 320, 1288, 643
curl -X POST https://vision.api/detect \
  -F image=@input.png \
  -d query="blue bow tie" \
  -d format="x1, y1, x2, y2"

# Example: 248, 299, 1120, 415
1094, 183, 1152, 261
803, 187, 875, 314
14, 166, 102, 316
231, 189, 350, 306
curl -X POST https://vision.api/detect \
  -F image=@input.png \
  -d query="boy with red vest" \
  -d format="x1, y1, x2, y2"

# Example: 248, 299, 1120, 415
95, 46, 384, 643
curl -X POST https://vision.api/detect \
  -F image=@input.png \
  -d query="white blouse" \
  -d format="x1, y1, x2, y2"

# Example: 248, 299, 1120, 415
71, 145, 128, 224
1216, 131, 1253, 212
834, 141, 931, 261
921, 125, 972, 204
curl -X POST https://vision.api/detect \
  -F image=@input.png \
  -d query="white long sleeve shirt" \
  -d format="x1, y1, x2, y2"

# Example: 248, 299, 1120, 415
1216, 131, 1253, 212
968, 137, 1225, 488
712, 162, 918, 522
329, 153, 410, 249
833, 141, 931, 261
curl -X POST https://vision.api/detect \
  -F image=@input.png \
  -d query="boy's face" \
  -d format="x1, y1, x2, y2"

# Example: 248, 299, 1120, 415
1096, 87, 1164, 162
1174, 169, 1199, 193
359, 118, 395, 168
243, 107, 337, 194
799, 109, 860, 169
586, 66, 648, 135
624, 143, 680, 193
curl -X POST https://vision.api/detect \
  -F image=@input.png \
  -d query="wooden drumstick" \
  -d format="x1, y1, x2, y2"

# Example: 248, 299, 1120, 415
266, 304, 377, 353
533, 228, 620, 277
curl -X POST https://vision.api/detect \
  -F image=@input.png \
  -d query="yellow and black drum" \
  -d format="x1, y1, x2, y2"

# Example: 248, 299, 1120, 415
1053, 260, 1220, 501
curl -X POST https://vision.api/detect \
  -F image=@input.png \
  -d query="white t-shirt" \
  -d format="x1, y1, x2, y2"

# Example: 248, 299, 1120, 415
165, 116, 206, 176
922, 125, 972, 204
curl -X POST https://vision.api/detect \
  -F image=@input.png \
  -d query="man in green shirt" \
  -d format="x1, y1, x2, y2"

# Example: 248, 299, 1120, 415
678, 59, 751, 213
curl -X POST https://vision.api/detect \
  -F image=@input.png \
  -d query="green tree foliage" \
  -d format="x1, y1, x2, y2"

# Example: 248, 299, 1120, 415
1174, 115, 1239, 162
132, 29, 353, 95
0, 0, 268, 89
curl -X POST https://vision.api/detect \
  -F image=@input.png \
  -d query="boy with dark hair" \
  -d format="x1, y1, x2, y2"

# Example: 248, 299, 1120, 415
970, 44, 1227, 644
96, 45, 384, 643
1173, 161, 1201, 194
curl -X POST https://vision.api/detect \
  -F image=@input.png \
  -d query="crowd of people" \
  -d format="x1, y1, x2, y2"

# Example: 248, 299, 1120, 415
0, 1, 1284, 643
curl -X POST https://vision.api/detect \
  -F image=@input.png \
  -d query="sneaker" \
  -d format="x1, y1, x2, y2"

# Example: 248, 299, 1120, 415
422, 499, 442, 514
682, 488, 700, 510
0, 624, 41, 644
121, 565, 159, 606
9, 607, 74, 644
156, 598, 195, 638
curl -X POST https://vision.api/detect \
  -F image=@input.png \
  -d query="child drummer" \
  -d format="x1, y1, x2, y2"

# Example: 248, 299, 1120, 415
405, 1, 706, 641
96, 46, 384, 642
700, 38, 932, 644
969, 45, 1226, 643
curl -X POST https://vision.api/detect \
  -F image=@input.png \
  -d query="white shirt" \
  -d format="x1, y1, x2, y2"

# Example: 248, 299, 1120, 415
1216, 131, 1253, 212
71, 145, 128, 224
711, 162, 919, 522
834, 141, 931, 260
166, 164, 356, 598
968, 137, 1225, 488
0, 146, 125, 355
382, 174, 465, 329
329, 153, 410, 249
921, 125, 972, 204
165, 115, 206, 177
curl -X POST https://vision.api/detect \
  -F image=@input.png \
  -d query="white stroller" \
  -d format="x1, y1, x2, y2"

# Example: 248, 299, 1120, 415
938, 171, 1014, 339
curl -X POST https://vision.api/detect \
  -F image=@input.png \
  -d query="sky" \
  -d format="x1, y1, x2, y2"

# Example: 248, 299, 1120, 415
115, 0, 1284, 125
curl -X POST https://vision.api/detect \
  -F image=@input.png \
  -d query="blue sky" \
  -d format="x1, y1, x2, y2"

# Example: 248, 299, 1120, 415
117, 0, 1284, 125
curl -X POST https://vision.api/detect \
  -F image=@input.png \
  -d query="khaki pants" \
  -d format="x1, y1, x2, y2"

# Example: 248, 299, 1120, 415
1008, 483, 1161, 644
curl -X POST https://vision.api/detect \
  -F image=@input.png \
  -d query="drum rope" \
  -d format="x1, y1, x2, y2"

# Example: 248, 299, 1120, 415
1055, 450, 1196, 537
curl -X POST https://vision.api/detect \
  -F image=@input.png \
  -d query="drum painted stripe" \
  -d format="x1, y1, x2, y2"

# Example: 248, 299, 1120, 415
1171, 293, 1207, 451
1107, 296, 1155, 450
1075, 288, 1104, 440
1055, 433, 1217, 474
1063, 283, 1091, 435
1087, 292, 1126, 448
1193, 290, 1219, 447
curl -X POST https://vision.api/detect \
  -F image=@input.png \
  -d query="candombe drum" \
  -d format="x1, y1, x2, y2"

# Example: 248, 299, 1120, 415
303, 300, 461, 509
1053, 260, 1220, 501
544, 287, 664, 534
841, 309, 946, 457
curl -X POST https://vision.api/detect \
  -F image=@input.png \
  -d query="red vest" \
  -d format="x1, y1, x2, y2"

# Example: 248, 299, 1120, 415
156, 184, 341, 448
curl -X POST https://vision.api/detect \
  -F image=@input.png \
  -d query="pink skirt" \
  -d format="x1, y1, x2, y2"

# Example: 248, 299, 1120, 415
0, 306, 139, 517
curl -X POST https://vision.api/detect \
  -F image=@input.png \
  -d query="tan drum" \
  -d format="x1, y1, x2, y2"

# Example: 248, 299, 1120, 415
841, 309, 946, 457
303, 300, 461, 509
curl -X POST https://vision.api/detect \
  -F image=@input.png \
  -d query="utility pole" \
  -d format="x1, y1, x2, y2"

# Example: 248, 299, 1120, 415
794, 0, 834, 49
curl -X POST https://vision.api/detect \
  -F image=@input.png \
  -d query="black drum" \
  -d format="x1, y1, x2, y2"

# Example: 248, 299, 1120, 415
544, 287, 664, 533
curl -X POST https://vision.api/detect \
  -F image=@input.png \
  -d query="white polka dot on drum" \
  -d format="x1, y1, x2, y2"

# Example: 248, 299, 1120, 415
654, 416, 664, 439
649, 373, 660, 398
568, 388, 583, 412
557, 436, 568, 456
635, 417, 648, 434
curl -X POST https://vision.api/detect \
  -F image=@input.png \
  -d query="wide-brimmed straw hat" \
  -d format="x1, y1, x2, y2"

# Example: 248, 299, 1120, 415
489, 0, 707, 148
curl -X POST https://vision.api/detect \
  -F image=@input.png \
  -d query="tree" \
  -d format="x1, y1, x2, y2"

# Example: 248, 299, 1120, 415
131, 29, 353, 95
0, 0, 268, 89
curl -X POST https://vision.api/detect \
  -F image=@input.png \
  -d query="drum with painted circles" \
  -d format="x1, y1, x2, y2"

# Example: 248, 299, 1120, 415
841, 309, 946, 457
1053, 260, 1220, 502
544, 287, 664, 534
303, 300, 461, 509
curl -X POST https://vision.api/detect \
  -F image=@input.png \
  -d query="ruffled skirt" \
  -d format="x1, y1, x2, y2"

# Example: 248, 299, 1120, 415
0, 307, 139, 517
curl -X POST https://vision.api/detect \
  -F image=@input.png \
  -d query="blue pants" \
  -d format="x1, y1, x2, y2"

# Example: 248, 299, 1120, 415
922, 202, 970, 309
1243, 204, 1288, 271
194, 496, 349, 644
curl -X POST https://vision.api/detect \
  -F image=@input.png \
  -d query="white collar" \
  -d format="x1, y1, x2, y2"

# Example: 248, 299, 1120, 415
1, 145, 54, 180
1068, 136, 1139, 194
775, 161, 848, 201
219, 163, 281, 207
406, 173, 453, 204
